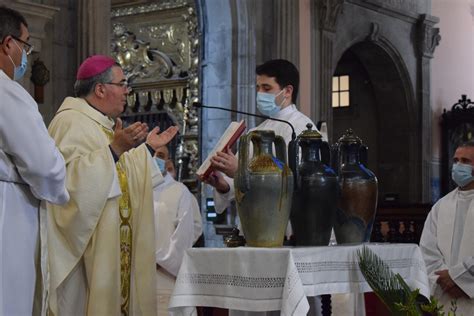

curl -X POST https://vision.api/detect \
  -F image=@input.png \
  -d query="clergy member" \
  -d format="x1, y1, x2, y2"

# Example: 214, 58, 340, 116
0, 6, 69, 315
153, 146, 202, 315
202, 59, 318, 216
201, 59, 318, 239
45, 55, 178, 315
420, 141, 474, 314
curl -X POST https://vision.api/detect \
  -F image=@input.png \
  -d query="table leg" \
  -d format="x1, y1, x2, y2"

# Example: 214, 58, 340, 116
321, 294, 332, 316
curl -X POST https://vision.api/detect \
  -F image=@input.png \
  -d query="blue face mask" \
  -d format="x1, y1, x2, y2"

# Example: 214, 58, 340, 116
256, 89, 285, 117
451, 162, 474, 188
8, 40, 27, 81
154, 157, 166, 174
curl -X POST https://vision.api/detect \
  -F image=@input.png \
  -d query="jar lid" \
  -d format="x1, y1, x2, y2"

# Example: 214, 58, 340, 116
298, 123, 322, 140
337, 128, 362, 145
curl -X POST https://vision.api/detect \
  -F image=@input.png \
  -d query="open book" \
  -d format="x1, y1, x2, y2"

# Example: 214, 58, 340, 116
197, 120, 246, 178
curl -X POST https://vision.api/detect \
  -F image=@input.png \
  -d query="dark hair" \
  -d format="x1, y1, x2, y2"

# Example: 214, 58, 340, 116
0, 6, 28, 42
256, 59, 299, 103
73, 66, 117, 97
458, 140, 474, 149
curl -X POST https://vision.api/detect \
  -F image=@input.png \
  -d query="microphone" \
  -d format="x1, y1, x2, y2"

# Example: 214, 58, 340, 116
192, 102, 296, 141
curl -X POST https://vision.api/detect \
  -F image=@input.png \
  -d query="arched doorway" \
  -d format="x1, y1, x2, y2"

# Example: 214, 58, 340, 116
332, 41, 419, 205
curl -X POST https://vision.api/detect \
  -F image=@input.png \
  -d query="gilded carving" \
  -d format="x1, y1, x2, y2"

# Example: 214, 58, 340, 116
111, 1, 200, 184
138, 23, 188, 66
112, 23, 178, 82
112, 0, 189, 17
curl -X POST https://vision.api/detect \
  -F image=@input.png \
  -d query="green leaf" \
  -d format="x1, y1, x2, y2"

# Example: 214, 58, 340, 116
357, 246, 453, 316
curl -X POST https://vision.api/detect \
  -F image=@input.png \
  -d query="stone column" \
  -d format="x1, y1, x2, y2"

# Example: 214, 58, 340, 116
311, 0, 343, 141
200, 0, 233, 247
417, 14, 440, 203
254, 0, 274, 64
78, 0, 111, 62
273, 0, 299, 66
231, 0, 257, 128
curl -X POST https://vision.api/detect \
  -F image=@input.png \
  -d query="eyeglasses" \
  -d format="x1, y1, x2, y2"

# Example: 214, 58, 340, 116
104, 81, 130, 89
11, 35, 34, 55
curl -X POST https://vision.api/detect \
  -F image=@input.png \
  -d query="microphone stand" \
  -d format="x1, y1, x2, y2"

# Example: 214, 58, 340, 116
192, 102, 296, 141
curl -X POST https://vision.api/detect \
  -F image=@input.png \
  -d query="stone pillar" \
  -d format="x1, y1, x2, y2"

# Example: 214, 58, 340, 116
311, 0, 344, 141
273, 0, 299, 66
231, 0, 257, 128
254, 0, 274, 64
299, 0, 312, 117
78, 0, 111, 62
200, 0, 233, 247
417, 14, 440, 203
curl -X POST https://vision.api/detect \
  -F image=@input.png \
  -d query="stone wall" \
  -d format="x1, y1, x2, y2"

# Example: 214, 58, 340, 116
431, 0, 474, 202
2, 0, 78, 124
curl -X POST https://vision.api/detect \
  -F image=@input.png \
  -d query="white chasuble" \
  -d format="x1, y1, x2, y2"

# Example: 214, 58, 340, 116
45, 97, 158, 315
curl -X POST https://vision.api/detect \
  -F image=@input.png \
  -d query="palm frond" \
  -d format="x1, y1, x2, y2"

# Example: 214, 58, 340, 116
357, 246, 455, 316
357, 246, 414, 315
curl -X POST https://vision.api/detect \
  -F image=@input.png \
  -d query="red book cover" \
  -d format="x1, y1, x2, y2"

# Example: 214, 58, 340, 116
197, 120, 246, 178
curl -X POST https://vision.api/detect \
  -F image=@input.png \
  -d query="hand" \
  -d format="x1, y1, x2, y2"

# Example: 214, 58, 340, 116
210, 147, 238, 178
435, 270, 469, 299
146, 126, 179, 151
110, 119, 148, 157
200, 171, 230, 193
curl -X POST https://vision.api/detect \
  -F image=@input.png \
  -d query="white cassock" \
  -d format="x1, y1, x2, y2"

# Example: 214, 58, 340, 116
154, 173, 202, 315
420, 188, 474, 315
0, 70, 69, 315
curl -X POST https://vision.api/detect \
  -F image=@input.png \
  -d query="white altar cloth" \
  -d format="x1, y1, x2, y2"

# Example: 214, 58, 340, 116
169, 243, 429, 316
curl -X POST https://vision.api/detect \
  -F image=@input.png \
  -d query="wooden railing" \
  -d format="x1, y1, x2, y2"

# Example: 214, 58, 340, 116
370, 204, 432, 244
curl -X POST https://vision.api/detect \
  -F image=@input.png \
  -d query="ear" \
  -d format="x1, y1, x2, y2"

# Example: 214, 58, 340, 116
94, 83, 106, 98
0, 36, 13, 54
285, 85, 294, 99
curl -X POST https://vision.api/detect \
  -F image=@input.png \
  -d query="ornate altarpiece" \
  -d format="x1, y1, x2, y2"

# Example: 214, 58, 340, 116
111, 0, 200, 190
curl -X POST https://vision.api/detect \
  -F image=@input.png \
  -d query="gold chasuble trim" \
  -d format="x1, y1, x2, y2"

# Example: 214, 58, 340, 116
102, 127, 132, 315
117, 160, 132, 316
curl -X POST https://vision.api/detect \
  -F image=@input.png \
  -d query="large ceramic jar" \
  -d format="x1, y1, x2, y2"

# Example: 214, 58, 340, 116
289, 123, 338, 246
332, 129, 378, 244
235, 130, 293, 247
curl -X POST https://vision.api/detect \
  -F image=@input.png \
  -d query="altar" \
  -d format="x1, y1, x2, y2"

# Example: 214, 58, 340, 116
169, 243, 429, 315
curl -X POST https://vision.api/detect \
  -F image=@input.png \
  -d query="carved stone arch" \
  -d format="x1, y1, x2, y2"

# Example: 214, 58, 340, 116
331, 36, 421, 204
335, 34, 418, 123
372, 37, 417, 121
322, 0, 438, 204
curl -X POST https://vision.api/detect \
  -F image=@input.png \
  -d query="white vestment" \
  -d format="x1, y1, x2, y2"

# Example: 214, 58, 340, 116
46, 97, 160, 315
154, 173, 202, 315
0, 70, 69, 315
420, 188, 474, 315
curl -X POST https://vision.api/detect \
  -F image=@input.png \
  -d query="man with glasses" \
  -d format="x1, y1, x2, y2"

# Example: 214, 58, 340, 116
45, 54, 179, 315
0, 5, 69, 315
